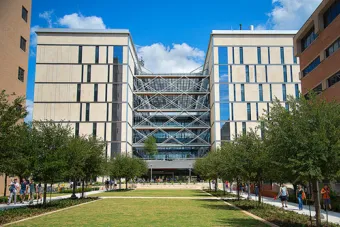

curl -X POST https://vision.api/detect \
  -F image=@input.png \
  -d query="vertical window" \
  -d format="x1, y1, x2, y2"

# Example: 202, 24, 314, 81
78, 46, 83, 64
301, 28, 317, 51
113, 46, 123, 64
77, 84, 81, 102
290, 65, 294, 82
254, 65, 257, 83
87, 65, 91, 82
22, 6, 28, 22
75, 123, 79, 136
240, 47, 244, 64
259, 84, 263, 101
231, 103, 234, 121
283, 65, 287, 82
218, 47, 228, 64
270, 84, 273, 101
20, 37, 26, 52
95, 46, 99, 64
230, 66, 233, 82
247, 103, 251, 120
242, 122, 246, 135
219, 65, 229, 82
93, 123, 97, 137
94, 84, 98, 102
232, 47, 235, 64
233, 84, 236, 101
18, 67, 24, 82
293, 47, 297, 64
282, 84, 287, 101
86, 103, 90, 122
280, 47, 285, 64
268, 47, 271, 64
235, 122, 238, 139
245, 65, 250, 82
295, 84, 300, 99
241, 84, 245, 101
323, 0, 340, 28
256, 103, 259, 120
257, 47, 261, 64
327, 71, 340, 88
285, 103, 289, 111
265, 65, 268, 82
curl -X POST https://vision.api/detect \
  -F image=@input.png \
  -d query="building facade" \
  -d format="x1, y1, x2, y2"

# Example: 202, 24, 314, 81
33, 28, 300, 174
0, 0, 31, 196
0, 0, 31, 97
294, 0, 340, 101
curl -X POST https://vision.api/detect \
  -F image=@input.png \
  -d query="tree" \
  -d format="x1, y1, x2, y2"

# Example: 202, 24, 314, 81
262, 94, 340, 226
0, 90, 27, 196
144, 136, 158, 155
32, 121, 72, 206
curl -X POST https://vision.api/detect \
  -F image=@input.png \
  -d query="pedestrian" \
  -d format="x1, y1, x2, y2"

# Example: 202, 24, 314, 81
7, 179, 19, 205
113, 179, 117, 190
109, 179, 113, 190
19, 178, 27, 203
239, 183, 243, 195
105, 179, 109, 191
255, 184, 259, 197
225, 181, 228, 189
296, 185, 305, 210
28, 179, 36, 205
36, 183, 43, 203
278, 184, 289, 208
321, 184, 332, 211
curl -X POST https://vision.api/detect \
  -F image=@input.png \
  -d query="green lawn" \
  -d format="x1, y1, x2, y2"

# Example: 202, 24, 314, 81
13, 199, 268, 226
92, 189, 209, 197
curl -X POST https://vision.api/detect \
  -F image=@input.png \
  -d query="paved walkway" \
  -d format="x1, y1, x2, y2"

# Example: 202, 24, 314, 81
100, 196, 218, 199
224, 189, 340, 225
0, 190, 105, 211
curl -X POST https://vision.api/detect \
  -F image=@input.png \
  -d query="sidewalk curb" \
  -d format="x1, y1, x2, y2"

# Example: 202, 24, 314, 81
2, 199, 101, 226
203, 191, 279, 227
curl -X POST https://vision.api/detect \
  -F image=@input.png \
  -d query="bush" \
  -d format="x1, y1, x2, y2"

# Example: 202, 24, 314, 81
59, 187, 100, 194
0, 198, 98, 225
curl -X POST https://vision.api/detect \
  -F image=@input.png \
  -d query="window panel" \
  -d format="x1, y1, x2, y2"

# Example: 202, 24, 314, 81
77, 84, 81, 102
295, 84, 300, 99
259, 84, 263, 101
282, 84, 287, 101
219, 84, 229, 103
87, 65, 91, 82
113, 46, 123, 64
241, 84, 245, 101
323, 0, 340, 28
280, 47, 285, 64
257, 47, 261, 64
240, 47, 244, 64
219, 65, 229, 82
302, 57, 320, 77
218, 47, 228, 64
327, 71, 340, 88
247, 103, 251, 120
326, 37, 340, 58
268, 47, 271, 64
301, 28, 317, 51
86, 103, 90, 122
18, 67, 24, 82
94, 84, 98, 102
245, 65, 250, 82
283, 65, 287, 82
242, 122, 246, 135
95, 46, 99, 64
20, 37, 26, 52
22, 6, 28, 22
78, 46, 83, 64
220, 104, 230, 121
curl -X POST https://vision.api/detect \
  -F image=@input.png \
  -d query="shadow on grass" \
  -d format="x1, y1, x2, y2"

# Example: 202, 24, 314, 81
215, 218, 268, 227
196, 199, 238, 211
102, 189, 135, 193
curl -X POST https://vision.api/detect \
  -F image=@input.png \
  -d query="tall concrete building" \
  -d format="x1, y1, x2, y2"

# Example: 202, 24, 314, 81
0, 0, 32, 195
294, 0, 340, 102
0, 0, 31, 97
33, 28, 300, 176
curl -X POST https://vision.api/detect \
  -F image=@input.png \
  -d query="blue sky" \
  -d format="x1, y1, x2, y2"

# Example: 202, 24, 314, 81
26, 0, 322, 120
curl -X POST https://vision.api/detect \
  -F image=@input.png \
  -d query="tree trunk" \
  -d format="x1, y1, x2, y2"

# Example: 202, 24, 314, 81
81, 180, 85, 198
3, 173, 7, 197
237, 178, 240, 201
312, 180, 321, 227
215, 178, 218, 192
209, 180, 211, 191
126, 179, 128, 190
119, 179, 121, 190
223, 179, 226, 196
247, 181, 250, 200
43, 183, 47, 207
258, 180, 262, 204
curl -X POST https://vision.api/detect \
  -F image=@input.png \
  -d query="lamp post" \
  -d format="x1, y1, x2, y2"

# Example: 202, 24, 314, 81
150, 164, 153, 183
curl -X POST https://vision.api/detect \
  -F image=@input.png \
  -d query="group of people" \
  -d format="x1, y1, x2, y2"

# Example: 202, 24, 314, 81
7, 178, 43, 205
277, 184, 332, 211
104, 179, 117, 191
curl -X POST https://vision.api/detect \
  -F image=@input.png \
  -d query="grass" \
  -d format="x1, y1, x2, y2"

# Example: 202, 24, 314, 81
0, 198, 97, 226
92, 189, 209, 197
11, 198, 268, 226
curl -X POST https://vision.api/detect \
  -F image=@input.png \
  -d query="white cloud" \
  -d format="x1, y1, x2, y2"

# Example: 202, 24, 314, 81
25, 99, 34, 123
137, 43, 205, 73
58, 13, 106, 29
258, 0, 322, 30
39, 10, 54, 28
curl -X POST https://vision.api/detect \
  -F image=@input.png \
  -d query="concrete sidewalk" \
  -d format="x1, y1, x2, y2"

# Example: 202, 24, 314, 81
0, 190, 104, 211
226, 189, 340, 225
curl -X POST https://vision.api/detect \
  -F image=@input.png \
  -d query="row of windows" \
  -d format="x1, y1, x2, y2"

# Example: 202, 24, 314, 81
227, 83, 299, 102
302, 57, 320, 77
219, 46, 297, 65
78, 46, 123, 64
326, 37, 340, 57
323, 0, 340, 28
311, 71, 340, 95
20, 6, 28, 54
219, 65, 296, 83
301, 28, 317, 52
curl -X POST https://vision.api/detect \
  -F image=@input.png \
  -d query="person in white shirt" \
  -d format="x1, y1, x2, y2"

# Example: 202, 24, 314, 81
7, 179, 20, 205
278, 184, 289, 208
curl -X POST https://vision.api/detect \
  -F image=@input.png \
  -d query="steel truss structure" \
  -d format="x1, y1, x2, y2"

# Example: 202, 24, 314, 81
133, 73, 210, 159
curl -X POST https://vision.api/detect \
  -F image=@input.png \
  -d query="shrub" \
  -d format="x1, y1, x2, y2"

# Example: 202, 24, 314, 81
59, 187, 100, 194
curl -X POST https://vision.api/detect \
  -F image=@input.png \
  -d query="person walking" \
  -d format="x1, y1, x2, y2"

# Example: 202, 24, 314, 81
255, 184, 259, 197
105, 179, 109, 191
109, 179, 113, 190
296, 185, 305, 210
36, 183, 43, 203
19, 178, 27, 203
7, 179, 19, 205
321, 184, 332, 211
278, 184, 289, 208
28, 179, 36, 205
